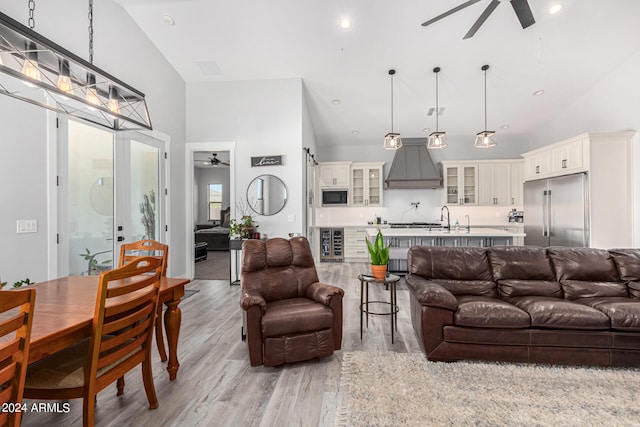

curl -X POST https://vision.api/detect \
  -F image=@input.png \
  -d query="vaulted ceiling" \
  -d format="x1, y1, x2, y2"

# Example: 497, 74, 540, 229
115, 0, 640, 147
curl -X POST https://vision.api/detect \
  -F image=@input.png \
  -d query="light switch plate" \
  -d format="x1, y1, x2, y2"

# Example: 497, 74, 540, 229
287, 214, 295, 222
17, 219, 38, 234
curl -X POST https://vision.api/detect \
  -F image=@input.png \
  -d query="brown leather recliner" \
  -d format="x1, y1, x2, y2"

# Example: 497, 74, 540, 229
239, 237, 344, 367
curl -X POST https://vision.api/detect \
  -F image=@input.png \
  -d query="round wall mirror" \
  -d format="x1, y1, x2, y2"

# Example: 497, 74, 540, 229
246, 174, 287, 216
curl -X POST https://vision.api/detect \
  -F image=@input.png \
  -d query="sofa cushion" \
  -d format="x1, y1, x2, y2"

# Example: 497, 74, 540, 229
454, 296, 530, 329
508, 296, 610, 330
498, 280, 562, 299
573, 297, 640, 331
629, 282, 640, 299
488, 246, 556, 281
408, 247, 492, 281
431, 279, 497, 298
547, 247, 620, 282
261, 298, 334, 337
561, 280, 628, 300
609, 249, 640, 281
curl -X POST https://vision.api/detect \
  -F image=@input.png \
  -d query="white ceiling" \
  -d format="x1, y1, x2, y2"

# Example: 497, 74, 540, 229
115, 0, 640, 147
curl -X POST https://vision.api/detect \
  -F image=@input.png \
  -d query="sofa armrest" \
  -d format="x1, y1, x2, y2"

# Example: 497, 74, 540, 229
406, 274, 458, 311
239, 289, 267, 312
306, 282, 345, 305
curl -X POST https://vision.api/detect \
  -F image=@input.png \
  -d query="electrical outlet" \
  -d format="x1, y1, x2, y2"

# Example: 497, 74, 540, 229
16, 219, 38, 234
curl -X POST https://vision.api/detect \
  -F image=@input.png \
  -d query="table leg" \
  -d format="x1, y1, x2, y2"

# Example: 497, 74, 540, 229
365, 281, 369, 328
390, 281, 394, 344
359, 279, 363, 340
164, 298, 182, 380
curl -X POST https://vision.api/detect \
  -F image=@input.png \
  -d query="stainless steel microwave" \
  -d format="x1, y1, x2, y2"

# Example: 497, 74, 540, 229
321, 189, 348, 206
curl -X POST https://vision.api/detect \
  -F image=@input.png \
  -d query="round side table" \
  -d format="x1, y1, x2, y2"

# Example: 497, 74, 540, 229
358, 273, 401, 344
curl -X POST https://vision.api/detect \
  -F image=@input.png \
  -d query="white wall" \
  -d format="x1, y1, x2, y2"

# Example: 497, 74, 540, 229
529, 51, 640, 246
195, 167, 231, 223
0, 1, 187, 284
186, 78, 305, 238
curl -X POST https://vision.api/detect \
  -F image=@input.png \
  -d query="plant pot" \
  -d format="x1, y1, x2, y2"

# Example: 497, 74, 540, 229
371, 264, 387, 280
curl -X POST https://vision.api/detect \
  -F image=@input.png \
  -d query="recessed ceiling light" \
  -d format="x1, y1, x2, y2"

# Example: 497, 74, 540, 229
331, 99, 341, 105
501, 124, 510, 129
549, 4, 563, 14
352, 130, 360, 135
532, 89, 545, 96
422, 127, 431, 133
339, 18, 352, 29
162, 14, 175, 26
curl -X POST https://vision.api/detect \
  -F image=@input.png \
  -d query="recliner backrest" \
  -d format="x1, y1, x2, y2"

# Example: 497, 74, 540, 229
242, 237, 319, 302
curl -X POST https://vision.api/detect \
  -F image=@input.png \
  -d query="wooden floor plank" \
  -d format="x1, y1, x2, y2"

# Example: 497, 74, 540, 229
21, 261, 419, 426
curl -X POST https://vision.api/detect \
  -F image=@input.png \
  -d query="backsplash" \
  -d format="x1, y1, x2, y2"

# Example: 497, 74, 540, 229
315, 204, 523, 227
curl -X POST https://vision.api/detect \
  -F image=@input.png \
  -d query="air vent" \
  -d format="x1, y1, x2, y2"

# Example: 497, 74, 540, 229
426, 106, 446, 116
196, 61, 223, 76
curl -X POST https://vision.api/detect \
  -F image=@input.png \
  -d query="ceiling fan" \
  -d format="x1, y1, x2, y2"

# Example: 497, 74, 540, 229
201, 153, 229, 167
421, 0, 535, 39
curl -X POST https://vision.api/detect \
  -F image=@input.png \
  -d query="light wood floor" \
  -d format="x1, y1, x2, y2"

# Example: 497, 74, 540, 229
21, 262, 422, 427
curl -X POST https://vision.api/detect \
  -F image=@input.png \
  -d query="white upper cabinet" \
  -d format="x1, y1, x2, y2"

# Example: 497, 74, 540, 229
523, 136, 586, 181
478, 162, 511, 206
510, 161, 524, 206
442, 162, 478, 206
351, 163, 384, 207
318, 162, 351, 187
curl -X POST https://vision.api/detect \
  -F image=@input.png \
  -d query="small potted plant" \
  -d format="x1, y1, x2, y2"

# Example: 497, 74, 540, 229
366, 229, 390, 279
229, 215, 258, 239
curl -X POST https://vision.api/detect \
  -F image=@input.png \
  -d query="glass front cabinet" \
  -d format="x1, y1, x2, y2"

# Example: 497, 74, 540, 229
350, 163, 384, 207
442, 162, 478, 206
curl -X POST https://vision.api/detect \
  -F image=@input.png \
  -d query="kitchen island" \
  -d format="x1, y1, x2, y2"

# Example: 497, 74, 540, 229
366, 227, 526, 273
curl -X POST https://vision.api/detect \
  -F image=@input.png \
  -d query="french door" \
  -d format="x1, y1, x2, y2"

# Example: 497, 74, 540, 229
57, 118, 166, 276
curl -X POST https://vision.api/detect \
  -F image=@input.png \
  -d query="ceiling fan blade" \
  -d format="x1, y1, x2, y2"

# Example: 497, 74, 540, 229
511, 0, 535, 29
463, 0, 500, 39
421, 0, 482, 27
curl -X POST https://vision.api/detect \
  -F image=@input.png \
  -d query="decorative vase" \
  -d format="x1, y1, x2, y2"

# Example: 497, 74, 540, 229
371, 264, 387, 280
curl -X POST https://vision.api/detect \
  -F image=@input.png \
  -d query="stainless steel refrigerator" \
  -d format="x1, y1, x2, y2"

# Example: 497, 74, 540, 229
523, 173, 589, 247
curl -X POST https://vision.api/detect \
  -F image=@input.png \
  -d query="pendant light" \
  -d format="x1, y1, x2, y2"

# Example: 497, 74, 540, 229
0, 2, 151, 130
383, 69, 402, 150
427, 67, 447, 149
474, 64, 497, 148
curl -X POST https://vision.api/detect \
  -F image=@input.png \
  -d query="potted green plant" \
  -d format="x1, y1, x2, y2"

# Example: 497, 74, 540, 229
229, 215, 258, 239
366, 229, 390, 279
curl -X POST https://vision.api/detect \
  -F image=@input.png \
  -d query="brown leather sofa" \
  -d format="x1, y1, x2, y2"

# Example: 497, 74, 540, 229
407, 246, 640, 367
240, 237, 344, 367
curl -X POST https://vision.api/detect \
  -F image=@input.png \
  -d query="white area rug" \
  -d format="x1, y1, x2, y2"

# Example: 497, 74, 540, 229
335, 351, 640, 426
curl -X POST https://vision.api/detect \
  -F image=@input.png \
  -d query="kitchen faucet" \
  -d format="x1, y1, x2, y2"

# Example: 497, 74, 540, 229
465, 214, 471, 232
440, 205, 450, 231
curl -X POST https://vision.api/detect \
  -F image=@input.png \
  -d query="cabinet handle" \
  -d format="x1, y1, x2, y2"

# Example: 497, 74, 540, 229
511, 197, 515, 205
333, 178, 336, 185
562, 159, 567, 168
535, 165, 540, 174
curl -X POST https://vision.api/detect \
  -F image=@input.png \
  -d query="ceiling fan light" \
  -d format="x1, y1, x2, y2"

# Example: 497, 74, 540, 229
384, 132, 402, 150
474, 131, 497, 148
427, 131, 448, 149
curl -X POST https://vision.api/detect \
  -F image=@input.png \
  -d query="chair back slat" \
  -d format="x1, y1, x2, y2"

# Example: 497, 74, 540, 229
119, 239, 168, 276
86, 257, 161, 393
0, 288, 36, 427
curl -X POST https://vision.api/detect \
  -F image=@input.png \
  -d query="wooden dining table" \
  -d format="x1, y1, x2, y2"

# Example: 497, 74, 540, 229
15, 275, 189, 380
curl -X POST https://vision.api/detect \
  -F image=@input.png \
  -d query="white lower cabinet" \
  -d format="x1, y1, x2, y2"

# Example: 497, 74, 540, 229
344, 227, 368, 261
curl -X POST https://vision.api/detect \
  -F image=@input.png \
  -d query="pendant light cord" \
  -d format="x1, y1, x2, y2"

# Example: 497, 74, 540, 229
88, 0, 94, 63
435, 70, 439, 132
27, 0, 35, 29
484, 66, 487, 131
390, 72, 394, 133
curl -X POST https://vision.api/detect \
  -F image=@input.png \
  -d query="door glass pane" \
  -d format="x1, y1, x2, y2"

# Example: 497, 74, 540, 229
130, 140, 160, 241
67, 121, 114, 276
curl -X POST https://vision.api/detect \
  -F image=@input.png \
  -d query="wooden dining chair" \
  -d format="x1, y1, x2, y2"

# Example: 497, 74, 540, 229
119, 239, 169, 361
24, 257, 163, 427
0, 288, 36, 427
